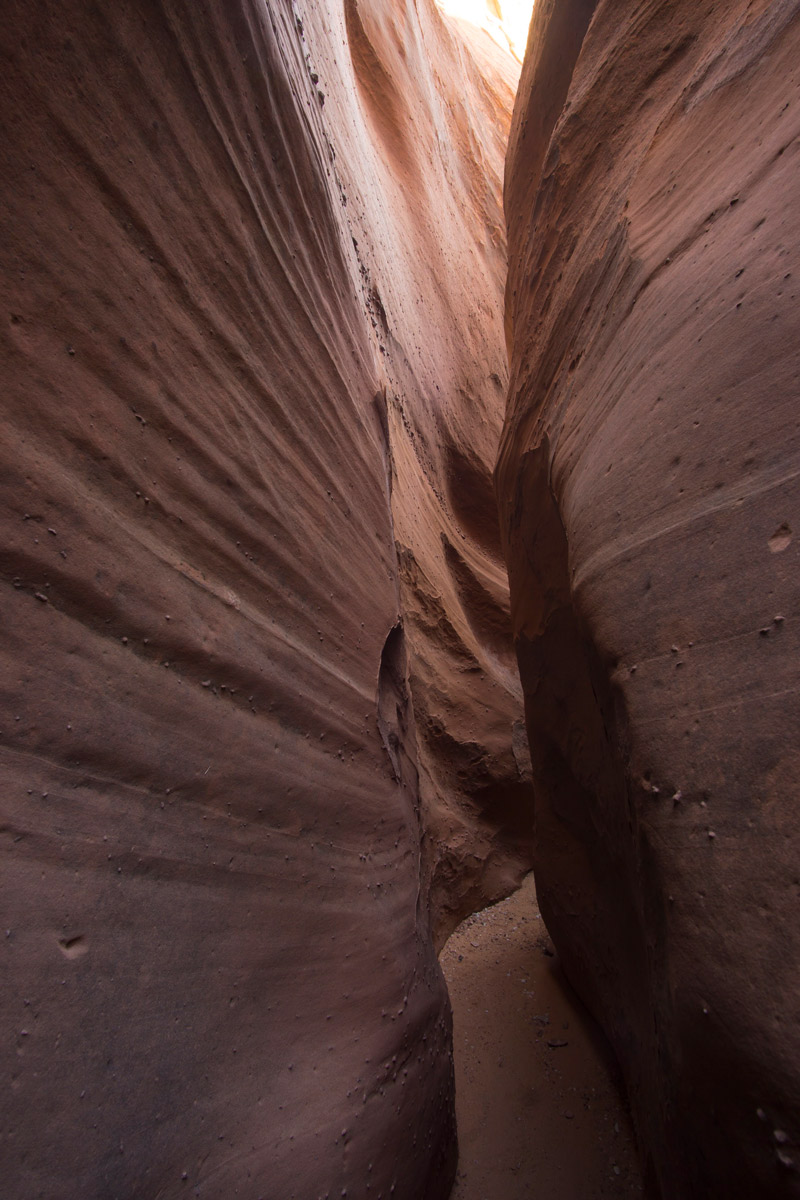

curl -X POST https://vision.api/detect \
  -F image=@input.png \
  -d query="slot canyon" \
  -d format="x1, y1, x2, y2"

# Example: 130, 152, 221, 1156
1, 1, 798, 1197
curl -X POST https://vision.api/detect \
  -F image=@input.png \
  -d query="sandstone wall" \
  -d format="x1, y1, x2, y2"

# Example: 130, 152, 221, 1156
0, 2, 525, 1195
499, 2, 800, 1196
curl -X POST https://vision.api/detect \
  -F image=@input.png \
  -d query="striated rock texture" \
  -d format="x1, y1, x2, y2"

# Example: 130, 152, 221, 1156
0, 2, 526, 1196
499, 1, 800, 1197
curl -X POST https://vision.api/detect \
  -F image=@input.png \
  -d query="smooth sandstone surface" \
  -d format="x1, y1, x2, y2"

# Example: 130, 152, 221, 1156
0, 2, 527, 1196
499, 2, 800, 1197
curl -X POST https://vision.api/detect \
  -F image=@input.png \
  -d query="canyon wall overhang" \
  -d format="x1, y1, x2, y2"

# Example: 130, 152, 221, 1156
499, 1, 800, 1196
0, 1, 526, 1195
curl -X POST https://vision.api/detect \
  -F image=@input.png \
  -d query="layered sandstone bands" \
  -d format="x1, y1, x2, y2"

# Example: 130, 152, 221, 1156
499, 2, 800, 1196
0, 3, 526, 1196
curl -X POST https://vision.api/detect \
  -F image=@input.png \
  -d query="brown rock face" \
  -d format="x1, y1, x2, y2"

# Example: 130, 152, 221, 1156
499, 2, 800, 1197
0, 2, 526, 1196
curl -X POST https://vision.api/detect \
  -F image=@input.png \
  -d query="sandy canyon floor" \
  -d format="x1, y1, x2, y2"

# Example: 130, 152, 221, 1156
440, 875, 643, 1200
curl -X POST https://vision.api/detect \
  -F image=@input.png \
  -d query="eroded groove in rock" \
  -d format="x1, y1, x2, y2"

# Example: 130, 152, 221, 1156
0, 1, 528, 1196
499, 1, 800, 1196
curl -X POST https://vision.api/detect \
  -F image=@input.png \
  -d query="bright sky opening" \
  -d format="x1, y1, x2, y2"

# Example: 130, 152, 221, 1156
436, 0, 534, 61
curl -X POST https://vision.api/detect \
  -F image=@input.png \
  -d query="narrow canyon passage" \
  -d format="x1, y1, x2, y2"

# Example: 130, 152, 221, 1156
2, 0, 799, 1197
441, 876, 642, 1200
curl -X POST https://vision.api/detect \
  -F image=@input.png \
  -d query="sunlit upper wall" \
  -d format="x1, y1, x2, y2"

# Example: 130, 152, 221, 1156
435, 0, 534, 61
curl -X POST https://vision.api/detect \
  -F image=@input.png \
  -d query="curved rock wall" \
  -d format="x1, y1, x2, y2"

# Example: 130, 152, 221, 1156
301, 0, 533, 947
0, 2, 526, 1196
499, 2, 800, 1196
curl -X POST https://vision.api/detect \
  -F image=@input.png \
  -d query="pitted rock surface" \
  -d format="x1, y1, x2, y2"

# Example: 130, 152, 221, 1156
499, 2, 800, 1196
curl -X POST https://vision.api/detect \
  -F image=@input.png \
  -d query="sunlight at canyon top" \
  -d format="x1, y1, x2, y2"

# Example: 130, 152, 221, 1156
436, 0, 533, 60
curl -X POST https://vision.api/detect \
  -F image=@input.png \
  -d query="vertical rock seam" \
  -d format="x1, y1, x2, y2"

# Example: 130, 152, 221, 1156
499, 1, 800, 1197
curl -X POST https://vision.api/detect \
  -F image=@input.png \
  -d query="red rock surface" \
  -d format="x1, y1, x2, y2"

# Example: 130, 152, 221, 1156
499, 2, 800, 1196
0, 2, 526, 1196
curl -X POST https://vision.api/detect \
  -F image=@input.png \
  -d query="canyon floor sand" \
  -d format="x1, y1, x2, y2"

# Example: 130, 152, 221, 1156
440, 874, 643, 1200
